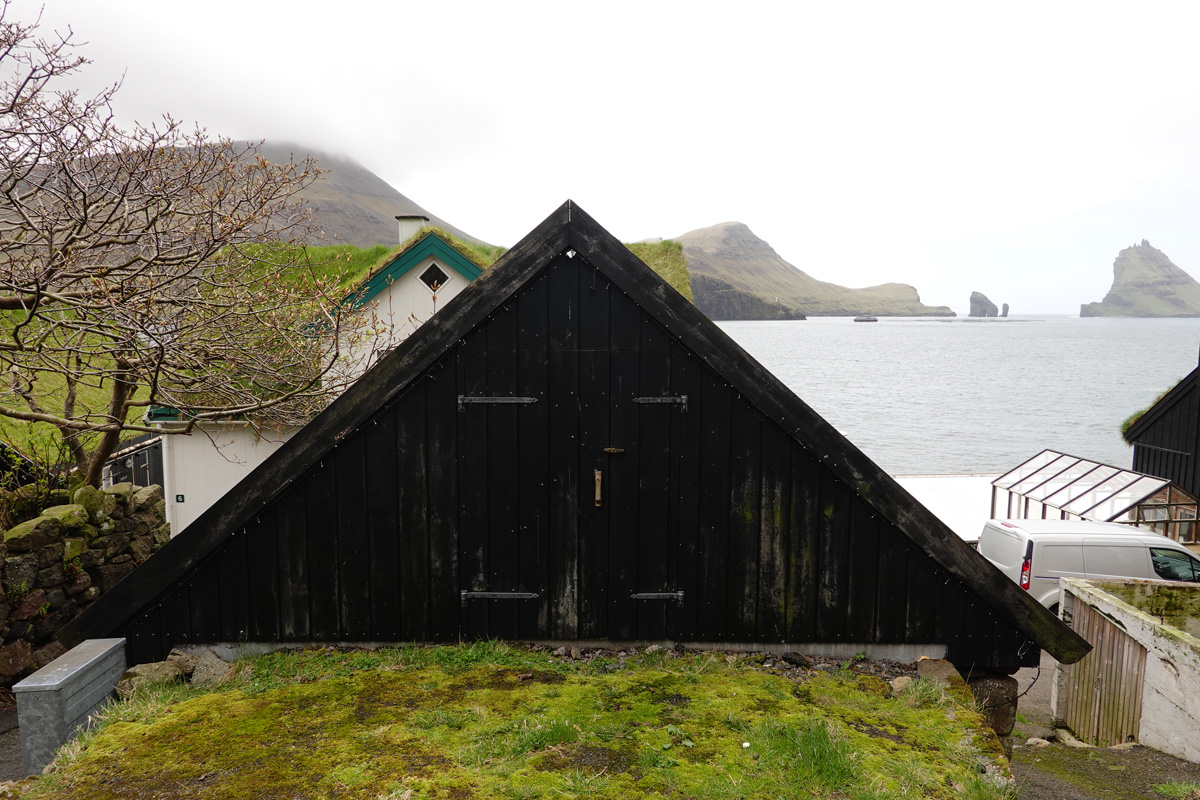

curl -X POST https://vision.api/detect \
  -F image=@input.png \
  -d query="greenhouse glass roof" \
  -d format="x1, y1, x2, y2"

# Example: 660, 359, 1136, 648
992, 449, 1169, 521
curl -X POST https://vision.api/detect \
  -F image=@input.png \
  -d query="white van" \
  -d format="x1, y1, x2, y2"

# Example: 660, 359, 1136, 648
978, 519, 1200, 612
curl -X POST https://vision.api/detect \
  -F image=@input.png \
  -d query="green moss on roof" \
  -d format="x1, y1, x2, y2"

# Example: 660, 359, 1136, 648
342, 227, 503, 294
626, 240, 693, 303
1122, 378, 1183, 440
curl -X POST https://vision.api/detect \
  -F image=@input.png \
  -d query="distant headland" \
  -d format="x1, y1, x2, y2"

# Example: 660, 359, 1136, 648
1081, 240, 1200, 317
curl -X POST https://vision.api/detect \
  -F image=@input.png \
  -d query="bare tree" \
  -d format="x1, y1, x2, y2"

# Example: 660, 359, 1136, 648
0, 2, 370, 486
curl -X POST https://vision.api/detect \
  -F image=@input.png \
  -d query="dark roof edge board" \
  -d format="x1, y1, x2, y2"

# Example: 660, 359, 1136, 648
60, 201, 1089, 664
1124, 366, 1198, 442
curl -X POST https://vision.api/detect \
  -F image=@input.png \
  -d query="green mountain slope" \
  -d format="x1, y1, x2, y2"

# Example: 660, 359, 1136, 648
676, 222, 954, 319
1080, 240, 1200, 317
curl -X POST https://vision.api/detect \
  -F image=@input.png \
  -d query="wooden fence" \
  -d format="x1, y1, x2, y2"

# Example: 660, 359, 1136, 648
1059, 600, 1146, 746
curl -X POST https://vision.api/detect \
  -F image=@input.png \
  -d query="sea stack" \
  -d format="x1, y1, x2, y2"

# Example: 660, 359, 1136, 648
1001, 303, 1009, 318
969, 292, 999, 318
1081, 240, 1200, 317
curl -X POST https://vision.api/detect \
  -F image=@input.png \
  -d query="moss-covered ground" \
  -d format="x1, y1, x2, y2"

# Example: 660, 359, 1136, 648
23, 643, 1013, 800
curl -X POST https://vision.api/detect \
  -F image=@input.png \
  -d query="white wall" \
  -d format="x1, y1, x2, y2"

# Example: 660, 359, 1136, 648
340, 255, 468, 377
1057, 578, 1200, 763
160, 424, 294, 535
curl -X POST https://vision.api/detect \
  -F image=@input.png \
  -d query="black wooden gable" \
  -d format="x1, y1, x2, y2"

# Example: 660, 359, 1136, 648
1126, 359, 1200, 498
61, 201, 1089, 673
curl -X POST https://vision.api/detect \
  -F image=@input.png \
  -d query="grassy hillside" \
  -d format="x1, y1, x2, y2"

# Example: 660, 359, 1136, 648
625, 240, 693, 302
677, 222, 954, 318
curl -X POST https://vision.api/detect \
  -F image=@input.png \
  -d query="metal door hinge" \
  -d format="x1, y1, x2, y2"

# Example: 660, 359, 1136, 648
633, 395, 687, 412
458, 396, 538, 412
461, 591, 540, 607
631, 591, 685, 607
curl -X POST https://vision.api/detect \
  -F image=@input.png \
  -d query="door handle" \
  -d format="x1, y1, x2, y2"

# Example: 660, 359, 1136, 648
594, 469, 602, 507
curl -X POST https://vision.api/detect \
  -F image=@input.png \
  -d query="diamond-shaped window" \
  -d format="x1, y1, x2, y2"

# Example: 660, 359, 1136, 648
419, 263, 449, 291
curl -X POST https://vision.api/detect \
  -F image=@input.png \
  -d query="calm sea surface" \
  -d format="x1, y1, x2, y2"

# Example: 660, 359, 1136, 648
717, 316, 1200, 476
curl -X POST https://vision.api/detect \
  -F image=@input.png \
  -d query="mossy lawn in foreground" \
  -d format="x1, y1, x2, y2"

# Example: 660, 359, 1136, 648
27, 643, 1013, 800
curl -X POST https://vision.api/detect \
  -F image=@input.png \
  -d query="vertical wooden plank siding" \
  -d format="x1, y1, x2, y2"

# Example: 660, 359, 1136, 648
364, 406, 401, 639
276, 483, 309, 640
669, 341, 703, 640
246, 508, 280, 641
576, 346, 609, 638
216, 530, 250, 643
845, 502, 880, 642
485, 305, 521, 640
727, 397, 762, 638
786, 444, 820, 641
457, 327, 490, 638
756, 423, 791, 642
816, 471, 850, 641
547, 258, 581, 639
397, 386, 431, 639
305, 464, 339, 639
423, 366, 460, 641
573, 266, 609, 642
635, 314, 672, 640
1061, 600, 1145, 746
606, 290, 641, 641
696, 369, 732, 639
335, 433, 371, 640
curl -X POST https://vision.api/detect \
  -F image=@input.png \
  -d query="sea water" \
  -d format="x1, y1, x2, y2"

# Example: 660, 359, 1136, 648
718, 316, 1200, 477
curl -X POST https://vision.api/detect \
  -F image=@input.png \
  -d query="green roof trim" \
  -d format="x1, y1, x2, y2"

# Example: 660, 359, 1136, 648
345, 231, 485, 311
146, 406, 183, 422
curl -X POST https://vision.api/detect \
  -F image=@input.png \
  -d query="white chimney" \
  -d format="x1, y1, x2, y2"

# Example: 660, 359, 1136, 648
395, 214, 430, 244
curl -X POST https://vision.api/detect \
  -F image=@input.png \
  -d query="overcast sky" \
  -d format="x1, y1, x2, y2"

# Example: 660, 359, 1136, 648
23, 1, 1200, 313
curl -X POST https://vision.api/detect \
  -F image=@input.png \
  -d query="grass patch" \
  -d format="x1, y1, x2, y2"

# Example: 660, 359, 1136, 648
626, 240, 693, 302
25, 645, 1012, 800
1156, 781, 1200, 799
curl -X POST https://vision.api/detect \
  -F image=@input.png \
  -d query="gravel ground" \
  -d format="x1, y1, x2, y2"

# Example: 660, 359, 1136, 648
1011, 651, 1200, 800
0, 703, 21, 783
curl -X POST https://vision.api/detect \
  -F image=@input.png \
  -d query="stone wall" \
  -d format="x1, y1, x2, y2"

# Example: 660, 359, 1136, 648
0, 483, 168, 687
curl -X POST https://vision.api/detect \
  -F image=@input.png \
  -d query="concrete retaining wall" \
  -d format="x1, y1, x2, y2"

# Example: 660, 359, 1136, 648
13, 638, 125, 775
1056, 577, 1200, 763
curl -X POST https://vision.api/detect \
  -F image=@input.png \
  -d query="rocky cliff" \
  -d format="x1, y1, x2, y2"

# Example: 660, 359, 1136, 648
969, 292, 999, 317
676, 222, 954, 319
1080, 240, 1200, 317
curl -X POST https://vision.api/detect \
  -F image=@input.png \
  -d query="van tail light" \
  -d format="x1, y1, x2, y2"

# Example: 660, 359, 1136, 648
1019, 557, 1032, 590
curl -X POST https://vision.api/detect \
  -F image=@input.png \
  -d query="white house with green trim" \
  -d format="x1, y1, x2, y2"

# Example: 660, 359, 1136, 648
112, 229, 486, 536
339, 229, 485, 376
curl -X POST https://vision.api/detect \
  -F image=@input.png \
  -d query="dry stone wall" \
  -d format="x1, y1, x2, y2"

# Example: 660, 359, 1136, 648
0, 483, 168, 687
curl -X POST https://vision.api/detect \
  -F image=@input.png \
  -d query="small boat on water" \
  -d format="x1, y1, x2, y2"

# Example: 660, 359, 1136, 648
853, 314, 878, 322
